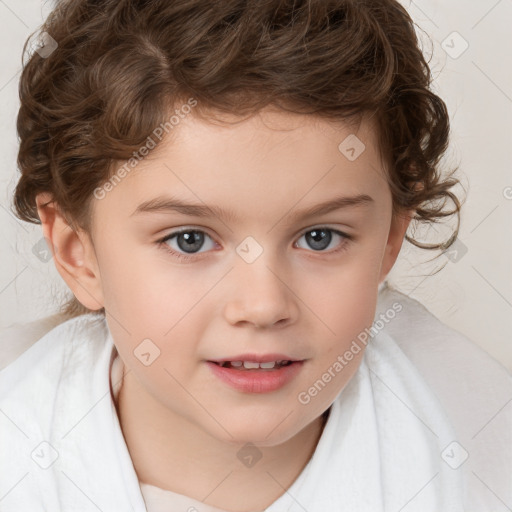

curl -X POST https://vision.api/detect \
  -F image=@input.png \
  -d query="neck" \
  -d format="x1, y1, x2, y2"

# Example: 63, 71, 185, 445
114, 363, 329, 512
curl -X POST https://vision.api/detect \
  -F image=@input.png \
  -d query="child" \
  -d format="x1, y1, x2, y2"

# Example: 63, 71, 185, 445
1, 0, 511, 511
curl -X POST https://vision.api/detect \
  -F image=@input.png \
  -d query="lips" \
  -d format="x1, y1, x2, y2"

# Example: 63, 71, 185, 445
206, 359, 305, 393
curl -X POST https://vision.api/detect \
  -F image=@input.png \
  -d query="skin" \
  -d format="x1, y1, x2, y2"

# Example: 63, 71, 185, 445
36, 107, 412, 511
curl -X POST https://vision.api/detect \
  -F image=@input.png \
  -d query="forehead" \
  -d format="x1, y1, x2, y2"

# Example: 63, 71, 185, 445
173, 107, 373, 155
95, 108, 388, 223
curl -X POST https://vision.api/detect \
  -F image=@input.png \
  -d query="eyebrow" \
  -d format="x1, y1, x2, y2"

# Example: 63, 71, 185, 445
130, 193, 374, 223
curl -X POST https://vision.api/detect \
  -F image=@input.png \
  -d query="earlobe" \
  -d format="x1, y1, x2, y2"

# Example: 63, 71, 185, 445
378, 209, 414, 284
35, 192, 104, 311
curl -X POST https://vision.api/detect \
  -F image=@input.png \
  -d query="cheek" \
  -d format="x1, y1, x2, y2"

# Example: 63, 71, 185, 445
304, 260, 380, 350
103, 267, 212, 341
97, 247, 210, 362
321, 289, 377, 351
95, 238, 182, 321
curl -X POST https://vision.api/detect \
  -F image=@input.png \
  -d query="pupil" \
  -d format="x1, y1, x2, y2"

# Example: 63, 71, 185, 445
306, 229, 331, 250
178, 231, 204, 253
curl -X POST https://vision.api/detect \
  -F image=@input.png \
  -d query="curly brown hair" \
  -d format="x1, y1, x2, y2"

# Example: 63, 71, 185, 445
12, 0, 465, 320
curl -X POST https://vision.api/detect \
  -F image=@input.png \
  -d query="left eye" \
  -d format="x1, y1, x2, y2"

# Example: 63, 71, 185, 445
295, 227, 349, 252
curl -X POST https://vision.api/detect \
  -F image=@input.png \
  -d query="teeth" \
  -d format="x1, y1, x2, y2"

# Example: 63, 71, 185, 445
219, 360, 291, 369
243, 361, 260, 369
217, 360, 293, 369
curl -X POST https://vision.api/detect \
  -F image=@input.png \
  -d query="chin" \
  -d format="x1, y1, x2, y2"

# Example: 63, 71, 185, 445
209, 415, 307, 448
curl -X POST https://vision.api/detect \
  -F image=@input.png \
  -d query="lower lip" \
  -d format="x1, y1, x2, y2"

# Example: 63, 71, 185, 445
206, 361, 304, 393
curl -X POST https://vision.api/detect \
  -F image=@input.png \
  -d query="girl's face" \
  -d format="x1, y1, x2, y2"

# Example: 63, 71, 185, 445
83, 108, 410, 446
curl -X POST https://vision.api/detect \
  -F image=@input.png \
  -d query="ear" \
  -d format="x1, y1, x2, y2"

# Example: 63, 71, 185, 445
35, 192, 104, 310
379, 208, 414, 284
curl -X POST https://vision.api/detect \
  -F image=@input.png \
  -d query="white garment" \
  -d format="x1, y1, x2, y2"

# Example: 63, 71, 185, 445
0, 283, 510, 511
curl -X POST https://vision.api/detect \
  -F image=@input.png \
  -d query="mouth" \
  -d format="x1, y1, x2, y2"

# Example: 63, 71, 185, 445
206, 359, 305, 393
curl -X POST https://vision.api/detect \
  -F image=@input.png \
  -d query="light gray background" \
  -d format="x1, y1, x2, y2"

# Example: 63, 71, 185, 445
1, 0, 511, 370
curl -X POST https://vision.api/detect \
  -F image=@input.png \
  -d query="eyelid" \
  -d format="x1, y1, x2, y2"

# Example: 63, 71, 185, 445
156, 225, 216, 241
296, 223, 351, 237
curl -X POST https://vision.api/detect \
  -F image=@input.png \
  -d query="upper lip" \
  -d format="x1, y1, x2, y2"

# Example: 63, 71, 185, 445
208, 353, 303, 363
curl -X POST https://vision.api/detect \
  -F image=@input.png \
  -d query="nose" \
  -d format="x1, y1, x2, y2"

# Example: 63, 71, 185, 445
223, 255, 299, 329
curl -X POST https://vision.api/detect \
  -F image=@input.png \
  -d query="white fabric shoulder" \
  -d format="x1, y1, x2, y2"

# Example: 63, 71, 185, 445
375, 283, 512, 510
0, 313, 148, 511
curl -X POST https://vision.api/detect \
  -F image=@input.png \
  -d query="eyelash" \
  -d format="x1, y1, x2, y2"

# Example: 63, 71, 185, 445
156, 226, 353, 262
